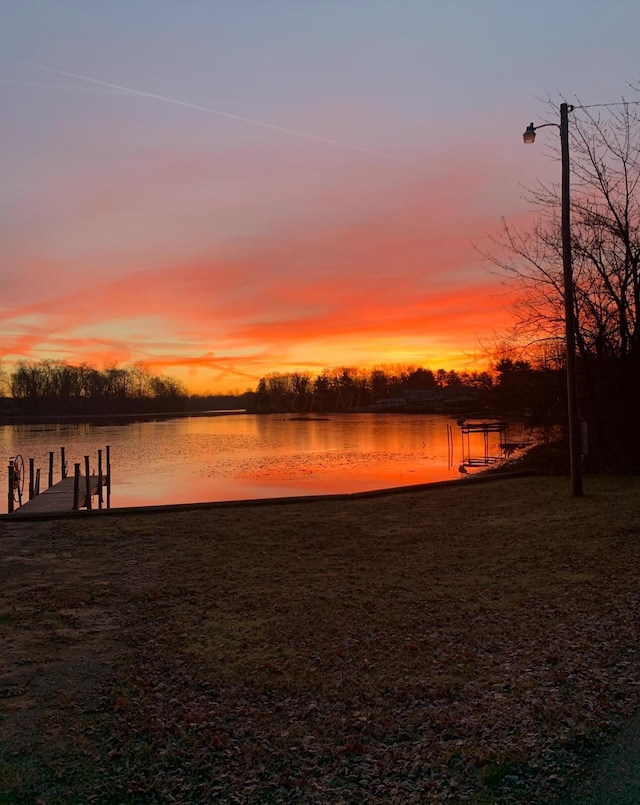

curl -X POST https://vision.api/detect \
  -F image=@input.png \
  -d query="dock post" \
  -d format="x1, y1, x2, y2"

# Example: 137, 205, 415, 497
7, 462, 14, 515
73, 463, 80, 510
97, 449, 103, 509
106, 445, 111, 508
28, 458, 35, 500
35, 468, 41, 496
84, 456, 92, 510
48, 452, 54, 488
61, 447, 66, 479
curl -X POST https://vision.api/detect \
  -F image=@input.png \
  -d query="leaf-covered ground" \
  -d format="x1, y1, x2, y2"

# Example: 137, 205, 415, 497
1, 475, 640, 803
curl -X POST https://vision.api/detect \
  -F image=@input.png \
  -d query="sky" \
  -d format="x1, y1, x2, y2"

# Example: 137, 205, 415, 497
2, 1, 640, 394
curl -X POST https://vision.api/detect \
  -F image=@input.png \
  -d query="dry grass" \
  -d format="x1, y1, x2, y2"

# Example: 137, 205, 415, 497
1, 475, 640, 803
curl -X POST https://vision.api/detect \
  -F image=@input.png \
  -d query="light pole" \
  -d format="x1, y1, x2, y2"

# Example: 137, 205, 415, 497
523, 102, 583, 497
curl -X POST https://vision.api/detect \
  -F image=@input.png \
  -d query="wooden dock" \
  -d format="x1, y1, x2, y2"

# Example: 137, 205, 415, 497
7, 445, 111, 515
11, 475, 108, 515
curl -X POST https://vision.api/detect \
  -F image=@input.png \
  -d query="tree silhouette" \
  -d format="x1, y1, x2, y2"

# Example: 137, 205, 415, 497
487, 95, 640, 469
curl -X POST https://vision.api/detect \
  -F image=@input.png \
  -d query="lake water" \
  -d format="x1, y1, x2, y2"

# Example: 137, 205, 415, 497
1, 413, 528, 513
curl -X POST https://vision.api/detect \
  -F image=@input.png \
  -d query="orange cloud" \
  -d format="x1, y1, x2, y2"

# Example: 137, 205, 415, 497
0, 138, 528, 393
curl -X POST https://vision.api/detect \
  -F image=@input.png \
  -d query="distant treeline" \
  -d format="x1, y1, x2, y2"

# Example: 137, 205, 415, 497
0, 360, 188, 416
0, 358, 566, 424
250, 358, 640, 473
249, 361, 565, 420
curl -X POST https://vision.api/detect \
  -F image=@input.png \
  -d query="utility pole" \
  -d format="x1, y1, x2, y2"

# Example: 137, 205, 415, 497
559, 102, 583, 496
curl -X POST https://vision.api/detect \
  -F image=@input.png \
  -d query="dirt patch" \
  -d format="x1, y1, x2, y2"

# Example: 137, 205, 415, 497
1, 475, 640, 803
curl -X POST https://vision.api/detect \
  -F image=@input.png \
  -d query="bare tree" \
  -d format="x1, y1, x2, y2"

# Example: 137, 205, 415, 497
0, 360, 9, 397
486, 94, 640, 469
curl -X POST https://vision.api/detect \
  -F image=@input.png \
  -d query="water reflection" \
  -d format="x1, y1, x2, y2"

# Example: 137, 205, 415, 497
0, 413, 522, 513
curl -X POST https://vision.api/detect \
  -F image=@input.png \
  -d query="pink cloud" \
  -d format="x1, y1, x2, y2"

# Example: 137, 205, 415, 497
0, 137, 529, 392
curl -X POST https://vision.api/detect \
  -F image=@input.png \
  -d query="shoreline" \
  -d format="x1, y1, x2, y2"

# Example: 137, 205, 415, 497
3, 468, 535, 521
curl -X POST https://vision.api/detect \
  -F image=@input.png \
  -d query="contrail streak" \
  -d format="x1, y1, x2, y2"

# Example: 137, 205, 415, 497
1, 78, 119, 93
33, 64, 410, 163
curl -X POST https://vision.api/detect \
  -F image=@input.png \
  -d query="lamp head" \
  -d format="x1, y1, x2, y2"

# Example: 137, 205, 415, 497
523, 123, 536, 144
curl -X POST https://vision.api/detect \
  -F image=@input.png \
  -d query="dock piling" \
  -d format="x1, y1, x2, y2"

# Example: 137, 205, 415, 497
97, 450, 103, 509
7, 461, 14, 514
84, 456, 92, 510
28, 458, 35, 500
106, 445, 111, 507
73, 463, 80, 510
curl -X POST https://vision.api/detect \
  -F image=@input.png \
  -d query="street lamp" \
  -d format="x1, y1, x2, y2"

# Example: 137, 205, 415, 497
523, 102, 583, 497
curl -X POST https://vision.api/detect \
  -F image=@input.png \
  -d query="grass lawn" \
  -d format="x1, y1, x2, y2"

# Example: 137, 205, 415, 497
1, 474, 639, 803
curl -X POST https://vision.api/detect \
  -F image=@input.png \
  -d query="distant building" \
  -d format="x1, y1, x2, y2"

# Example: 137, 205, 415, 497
369, 397, 407, 412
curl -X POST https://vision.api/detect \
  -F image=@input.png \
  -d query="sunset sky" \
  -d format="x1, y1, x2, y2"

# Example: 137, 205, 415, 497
2, 2, 640, 394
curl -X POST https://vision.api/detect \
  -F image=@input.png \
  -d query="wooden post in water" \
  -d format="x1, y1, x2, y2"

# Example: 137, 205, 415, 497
28, 458, 35, 500
97, 449, 103, 509
7, 462, 14, 514
73, 463, 80, 510
106, 445, 111, 508
61, 447, 66, 479
48, 452, 54, 488
84, 455, 92, 510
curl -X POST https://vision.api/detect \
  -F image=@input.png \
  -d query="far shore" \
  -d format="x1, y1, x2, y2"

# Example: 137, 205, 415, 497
0, 407, 247, 427
0, 407, 524, 427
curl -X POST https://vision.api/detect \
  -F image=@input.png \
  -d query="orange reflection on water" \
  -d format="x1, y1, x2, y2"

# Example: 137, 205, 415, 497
1, 414, 520, 513
109, 414, 510, 509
